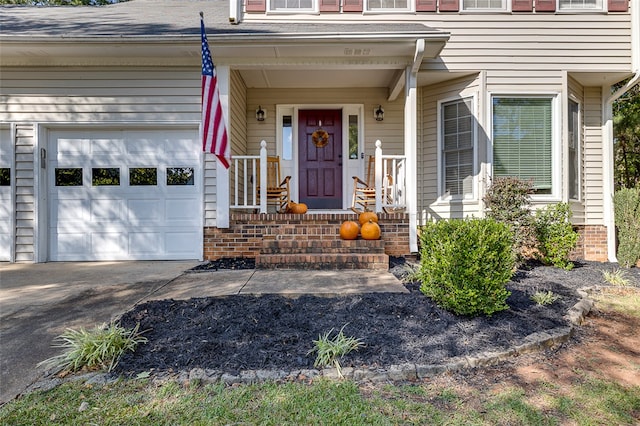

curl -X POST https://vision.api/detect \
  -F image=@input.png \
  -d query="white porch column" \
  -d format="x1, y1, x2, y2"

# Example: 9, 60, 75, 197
259, 140, 268, 214
405, 66, 419, 253
374, 140, 383, 212
215, 65, 230, 228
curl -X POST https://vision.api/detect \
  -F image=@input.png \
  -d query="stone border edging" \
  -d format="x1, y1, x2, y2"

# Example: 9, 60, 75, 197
24, 286, 597, 394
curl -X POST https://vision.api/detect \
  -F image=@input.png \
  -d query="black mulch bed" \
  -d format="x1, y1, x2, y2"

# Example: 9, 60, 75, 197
115, 259, 637, 376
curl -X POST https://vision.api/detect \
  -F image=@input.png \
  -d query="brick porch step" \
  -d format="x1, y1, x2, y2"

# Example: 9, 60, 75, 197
260, 239, 385, 255
256, 238, 388, 270
256, 253, 389, 270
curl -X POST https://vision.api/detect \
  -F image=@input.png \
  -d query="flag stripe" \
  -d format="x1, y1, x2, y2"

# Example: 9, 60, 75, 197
201, 18, 230, 168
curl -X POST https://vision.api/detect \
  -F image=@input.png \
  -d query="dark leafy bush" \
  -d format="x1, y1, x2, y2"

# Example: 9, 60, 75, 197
418, 219, 514, 316
614, 187, 640, 267
533, 203, 579, 270
483, 177, 536, 259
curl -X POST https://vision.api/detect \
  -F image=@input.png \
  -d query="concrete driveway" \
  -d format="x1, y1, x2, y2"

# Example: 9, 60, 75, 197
0, 261, 199, 404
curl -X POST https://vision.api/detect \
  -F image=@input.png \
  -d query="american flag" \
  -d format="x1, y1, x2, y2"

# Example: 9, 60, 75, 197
200, 17, 230, 168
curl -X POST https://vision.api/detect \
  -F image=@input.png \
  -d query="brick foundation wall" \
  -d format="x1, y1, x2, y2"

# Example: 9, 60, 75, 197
204, 212, 410, 260
573, 225, 608, 262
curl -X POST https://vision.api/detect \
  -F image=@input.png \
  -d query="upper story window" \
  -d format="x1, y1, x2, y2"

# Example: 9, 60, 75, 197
463, 0, 506, 10
269, 0, 314, 11
367, 0, 410, 11
559, 0, 603, 10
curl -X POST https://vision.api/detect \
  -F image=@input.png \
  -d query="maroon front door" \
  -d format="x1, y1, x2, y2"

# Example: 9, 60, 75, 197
298, 109, 343, 209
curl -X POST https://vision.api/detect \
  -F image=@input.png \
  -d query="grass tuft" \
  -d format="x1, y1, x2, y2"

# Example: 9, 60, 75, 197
531, 290, 560, 306
602, 269, 632, 287
38, 322, 147, 373
308, 324, 363, 378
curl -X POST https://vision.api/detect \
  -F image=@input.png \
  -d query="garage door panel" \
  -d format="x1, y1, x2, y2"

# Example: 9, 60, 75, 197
128, 199, 162, 223
90, 199, 124, 222
49, 128, 202, 261
129, 232, 162, 255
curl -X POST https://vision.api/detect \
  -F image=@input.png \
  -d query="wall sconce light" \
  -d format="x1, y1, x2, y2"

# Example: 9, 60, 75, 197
374, 105, 384, 121
256, 106, 266, 122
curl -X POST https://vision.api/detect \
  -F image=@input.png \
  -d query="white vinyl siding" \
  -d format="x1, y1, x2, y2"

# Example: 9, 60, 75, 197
441, 97, 475, 199
14, 124, 36, 262
492, 97, 554, 194
582, 86, 604, 224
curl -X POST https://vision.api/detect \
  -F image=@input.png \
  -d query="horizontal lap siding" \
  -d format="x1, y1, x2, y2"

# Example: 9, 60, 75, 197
421, 15, 631, 73
14, 124, 35, 262
1, 68, 201, 123
582, 87, 604, 225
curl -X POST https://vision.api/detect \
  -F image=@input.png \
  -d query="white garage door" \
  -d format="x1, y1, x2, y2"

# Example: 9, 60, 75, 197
0, 127, 12, 261
48, 128, 202, 261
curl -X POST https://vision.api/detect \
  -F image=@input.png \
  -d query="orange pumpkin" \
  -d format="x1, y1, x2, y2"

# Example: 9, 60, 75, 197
358, 211, 379, 226
339, 220, 360, 240
290, 202, 307, 214
361, 220, 381, 240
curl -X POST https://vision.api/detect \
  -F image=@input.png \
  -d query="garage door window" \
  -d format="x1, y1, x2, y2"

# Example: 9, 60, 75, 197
92, 168, 120, 186
55, 168, 83, 186
130, 167, 157, 186
0, 168, 9, 186
167, 167, 194, 185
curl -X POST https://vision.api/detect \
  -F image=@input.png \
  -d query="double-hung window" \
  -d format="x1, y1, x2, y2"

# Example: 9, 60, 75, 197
492, 96, 555, 195
559, 0, 603, 10
462, 0, 507, 11
440, 97, 475, 199
269, 0, 314, 12
366, 0, 410, 11
568, 99, 581, 200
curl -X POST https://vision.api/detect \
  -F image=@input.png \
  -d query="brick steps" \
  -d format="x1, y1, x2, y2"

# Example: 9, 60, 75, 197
256, 233, 388, 270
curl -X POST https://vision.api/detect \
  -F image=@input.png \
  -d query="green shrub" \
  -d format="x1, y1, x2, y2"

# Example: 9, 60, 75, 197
613, 187, 640, 268
483, 177, 536, 259
533, 203, 579, 270
418, 219, 514, 316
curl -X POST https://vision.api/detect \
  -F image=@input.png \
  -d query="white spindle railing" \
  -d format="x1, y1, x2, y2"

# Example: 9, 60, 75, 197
230, 140, 267, 213
375, 140, 406, 213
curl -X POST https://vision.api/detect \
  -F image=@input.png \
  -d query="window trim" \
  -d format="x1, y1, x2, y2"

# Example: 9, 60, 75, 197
437, 94, 478, 202
567, 97, 582, 201
488, 92, 562, 202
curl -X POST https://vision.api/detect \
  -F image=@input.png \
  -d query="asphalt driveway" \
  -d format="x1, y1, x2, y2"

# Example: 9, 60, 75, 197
0, 261, 199, 404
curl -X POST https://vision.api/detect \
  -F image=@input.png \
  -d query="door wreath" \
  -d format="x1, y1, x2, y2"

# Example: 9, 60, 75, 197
312, 129, 329, 148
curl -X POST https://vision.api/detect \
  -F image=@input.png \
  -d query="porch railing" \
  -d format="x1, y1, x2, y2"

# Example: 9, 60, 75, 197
230, 139, 406, 213
375, 140, 406, 213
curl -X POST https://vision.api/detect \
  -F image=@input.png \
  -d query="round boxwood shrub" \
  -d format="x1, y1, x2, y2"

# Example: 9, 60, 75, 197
418, 218, 515, 316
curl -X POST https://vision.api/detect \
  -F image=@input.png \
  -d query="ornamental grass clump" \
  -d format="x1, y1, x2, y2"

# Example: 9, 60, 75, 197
530, 290, 560, 306
308, 324, 363, 378
418, 218, 515, 316
38, 322, 147, 373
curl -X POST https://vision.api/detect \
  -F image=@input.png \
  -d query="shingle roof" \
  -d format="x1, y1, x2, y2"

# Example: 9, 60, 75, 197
0, 0, 443, 39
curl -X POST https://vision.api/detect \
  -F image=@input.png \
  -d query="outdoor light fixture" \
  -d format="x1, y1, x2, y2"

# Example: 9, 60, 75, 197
374, 105, 384, 121
256, 106, 266, 121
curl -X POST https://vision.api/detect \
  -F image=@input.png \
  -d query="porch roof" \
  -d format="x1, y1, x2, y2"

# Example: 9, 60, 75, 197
0, 0, 449, 73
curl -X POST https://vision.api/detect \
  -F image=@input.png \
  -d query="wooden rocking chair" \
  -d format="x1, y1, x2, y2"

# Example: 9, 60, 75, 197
257, 156, 291, 213
351, 156, 378, 213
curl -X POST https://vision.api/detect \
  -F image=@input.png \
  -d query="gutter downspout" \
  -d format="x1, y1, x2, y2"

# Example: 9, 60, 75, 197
602, 0, 640, 262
